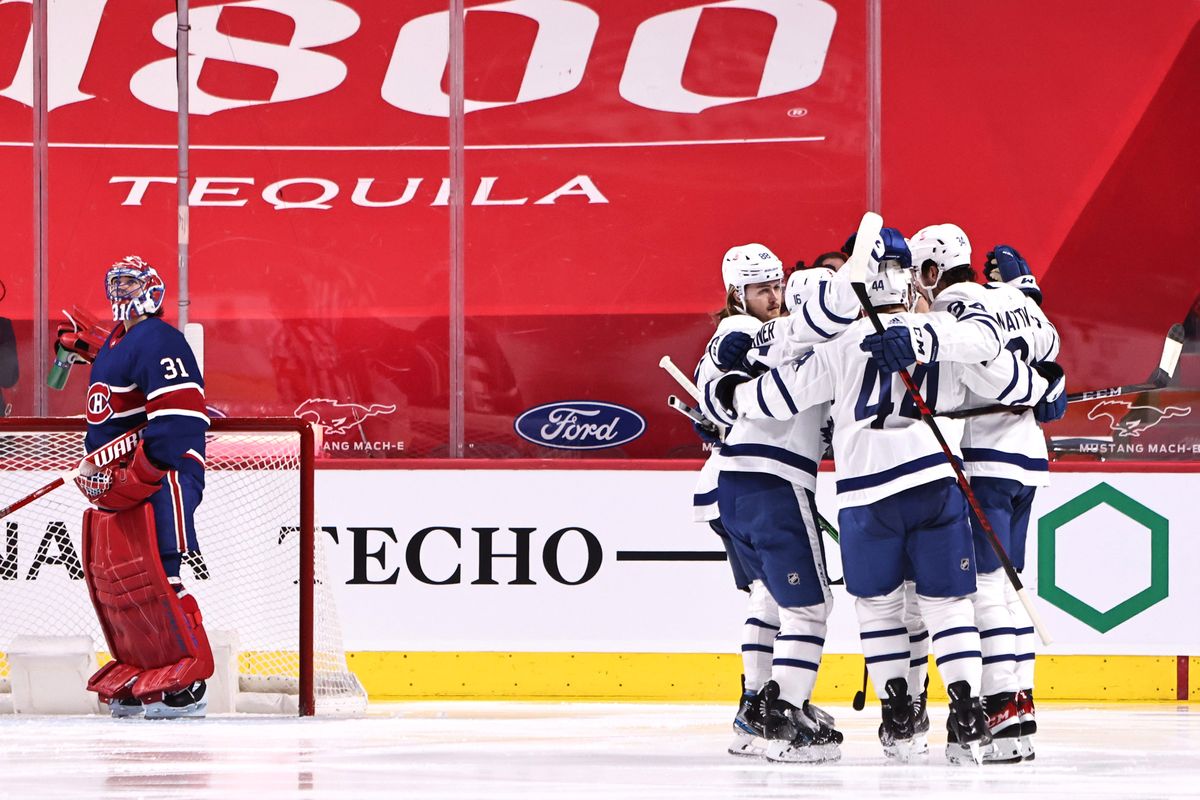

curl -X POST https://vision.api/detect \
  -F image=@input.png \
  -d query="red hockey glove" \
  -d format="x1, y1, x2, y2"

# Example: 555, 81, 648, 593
75, 443, 165, 511
55, 306, 113, 365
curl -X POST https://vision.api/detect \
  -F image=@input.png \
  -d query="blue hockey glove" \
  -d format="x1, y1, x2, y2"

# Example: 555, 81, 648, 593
714, 331, 754, 372
1032, 361, 1066, 423
986, 244, 1043, 305
860, 325, 916, 373
692, 419, 721, 445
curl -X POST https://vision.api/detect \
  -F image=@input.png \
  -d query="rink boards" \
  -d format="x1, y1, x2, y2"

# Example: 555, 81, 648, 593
308, 462, 1200, 703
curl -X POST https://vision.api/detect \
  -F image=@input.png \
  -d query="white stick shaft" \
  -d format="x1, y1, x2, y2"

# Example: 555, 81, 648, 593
845, 211, 884, 285
1016, 587, 1053, 646
659, 356, 703, 405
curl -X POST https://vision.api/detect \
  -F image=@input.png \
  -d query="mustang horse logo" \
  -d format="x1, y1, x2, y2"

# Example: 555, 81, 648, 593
1086, 400, 1191, 438
293, 398, 397, 435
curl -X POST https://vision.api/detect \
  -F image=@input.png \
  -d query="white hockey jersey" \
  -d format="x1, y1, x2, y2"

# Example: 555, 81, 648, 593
931, 282, 1060, 486
732, 314, 1050, 509
692, 446, 721, 522
689, 275, 862, 506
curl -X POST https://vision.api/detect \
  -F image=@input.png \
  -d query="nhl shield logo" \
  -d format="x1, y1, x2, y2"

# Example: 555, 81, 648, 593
787, 572, 800, 585
960, 558, 970, 571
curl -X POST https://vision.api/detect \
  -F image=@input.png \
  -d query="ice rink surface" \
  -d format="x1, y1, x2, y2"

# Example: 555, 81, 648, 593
1, 702, 1197, 799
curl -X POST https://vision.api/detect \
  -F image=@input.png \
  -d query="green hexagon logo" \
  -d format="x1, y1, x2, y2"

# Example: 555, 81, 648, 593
1038, 482, 1168, 633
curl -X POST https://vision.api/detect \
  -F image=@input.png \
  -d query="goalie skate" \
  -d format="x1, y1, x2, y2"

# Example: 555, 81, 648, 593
108, 696, 144, 718
143, 680, 208, 719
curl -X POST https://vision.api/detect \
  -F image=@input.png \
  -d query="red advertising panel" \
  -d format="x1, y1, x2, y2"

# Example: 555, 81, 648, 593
0, 1, 34, 418
17, 0, 453, 449
0, 0, 1194, 459
461, 0, 870, 456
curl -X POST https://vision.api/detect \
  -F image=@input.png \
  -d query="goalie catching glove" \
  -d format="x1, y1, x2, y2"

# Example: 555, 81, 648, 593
75, 442, 165, 511
55, 306, 113, 365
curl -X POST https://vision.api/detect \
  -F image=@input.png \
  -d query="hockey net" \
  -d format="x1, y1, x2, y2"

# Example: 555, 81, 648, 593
0, 417, 366, 715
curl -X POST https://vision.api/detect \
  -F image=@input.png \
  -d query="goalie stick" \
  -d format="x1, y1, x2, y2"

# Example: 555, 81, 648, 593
848, 211, 1052, 646
0, 422, 147, 521
943, 324, 1186, 419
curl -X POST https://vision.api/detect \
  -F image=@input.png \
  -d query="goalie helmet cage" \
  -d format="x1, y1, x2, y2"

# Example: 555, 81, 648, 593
0, 417, 366, 716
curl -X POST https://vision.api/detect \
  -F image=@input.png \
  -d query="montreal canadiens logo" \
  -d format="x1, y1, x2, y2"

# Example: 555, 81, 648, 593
86, 383, 113, 423
514, 401, 645, 451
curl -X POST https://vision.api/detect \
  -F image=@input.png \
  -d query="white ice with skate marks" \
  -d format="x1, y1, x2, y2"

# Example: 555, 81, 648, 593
0, 702, 1197, 799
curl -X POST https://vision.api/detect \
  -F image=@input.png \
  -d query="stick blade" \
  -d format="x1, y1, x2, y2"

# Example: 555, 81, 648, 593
846, 211, 884, 284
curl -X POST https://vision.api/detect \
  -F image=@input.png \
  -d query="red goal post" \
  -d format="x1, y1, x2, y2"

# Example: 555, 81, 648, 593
0, 417, 366, 716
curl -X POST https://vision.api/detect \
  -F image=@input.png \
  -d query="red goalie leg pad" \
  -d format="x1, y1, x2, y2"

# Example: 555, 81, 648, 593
132, 591, 214, 701
81, 506, 214, 699
86, 659, 142, 702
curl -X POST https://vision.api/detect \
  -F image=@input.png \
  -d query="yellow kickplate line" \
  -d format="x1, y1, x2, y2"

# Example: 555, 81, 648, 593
348, 652, 1191, 703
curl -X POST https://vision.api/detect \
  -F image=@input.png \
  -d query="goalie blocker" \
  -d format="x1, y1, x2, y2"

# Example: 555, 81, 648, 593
83, 503, 214, 714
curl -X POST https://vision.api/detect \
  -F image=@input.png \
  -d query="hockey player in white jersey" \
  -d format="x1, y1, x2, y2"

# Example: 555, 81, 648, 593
861, 228, 1061, 761
711, 243, 1064, 765
696, 243, 873, 762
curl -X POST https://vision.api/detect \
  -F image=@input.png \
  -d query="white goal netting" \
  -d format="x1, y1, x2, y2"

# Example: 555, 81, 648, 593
0, 420, 366, 714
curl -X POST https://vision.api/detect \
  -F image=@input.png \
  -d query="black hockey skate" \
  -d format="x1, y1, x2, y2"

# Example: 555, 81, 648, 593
982, 692, 1023, 764
912, 688, 930, 756
944, 680, 992, 765
759, 680, 842, 763
1016, 689, 1037, 761
878, 678, 916, 762
144, 680, 208, 720
729, 676, 767, 757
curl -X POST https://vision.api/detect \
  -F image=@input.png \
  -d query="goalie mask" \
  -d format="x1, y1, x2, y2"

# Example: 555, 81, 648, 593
721, 244, 783, 313
106, 256, 166, 322
784, 267, 834, 313
909, 223, 971, 294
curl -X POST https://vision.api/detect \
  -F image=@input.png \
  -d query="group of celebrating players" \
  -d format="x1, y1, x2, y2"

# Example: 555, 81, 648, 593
690, 221, 1064, 765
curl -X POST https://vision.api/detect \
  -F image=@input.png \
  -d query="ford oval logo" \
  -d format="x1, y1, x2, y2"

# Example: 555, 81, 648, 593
514, 401, 646, 450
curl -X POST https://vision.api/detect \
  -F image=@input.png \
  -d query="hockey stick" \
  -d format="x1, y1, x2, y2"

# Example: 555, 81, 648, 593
848, 211, 1052, 646
667, 394, 724, 442
659, 355, 704, 405
943, 324, 1186, 419
0, 423, 147, 521
852, 664, 869, 711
